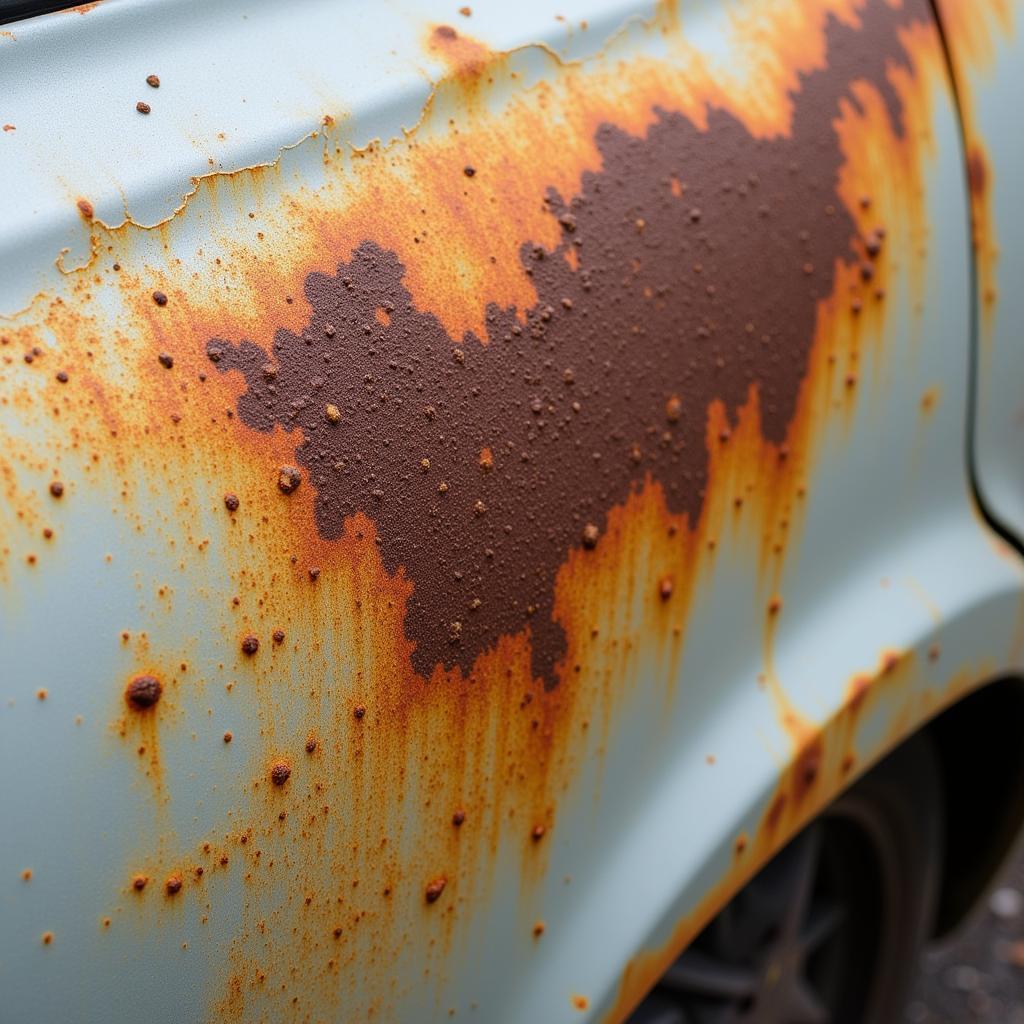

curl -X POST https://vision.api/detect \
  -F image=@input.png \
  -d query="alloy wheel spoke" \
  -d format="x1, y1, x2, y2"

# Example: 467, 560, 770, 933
780, 827, 824, 942
786, 976, 831, 1024
800, 902, 846, 956
660, 949, 759, 1000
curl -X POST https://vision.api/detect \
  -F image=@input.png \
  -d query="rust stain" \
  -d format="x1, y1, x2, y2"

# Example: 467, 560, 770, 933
0, 0, 956, 1019
933, 0, 1015, 333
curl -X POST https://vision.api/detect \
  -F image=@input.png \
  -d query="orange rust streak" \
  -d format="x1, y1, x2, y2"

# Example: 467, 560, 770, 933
933, 0, 1014, 335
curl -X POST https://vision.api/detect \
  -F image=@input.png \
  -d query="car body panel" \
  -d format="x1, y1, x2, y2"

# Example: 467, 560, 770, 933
935, 0, 1024, 543
1, 2, 1023, 1022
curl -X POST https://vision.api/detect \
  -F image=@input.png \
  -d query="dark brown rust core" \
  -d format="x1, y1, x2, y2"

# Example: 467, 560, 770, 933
210, 1, 923, 686
126, 674, 162, 710
425, 877, 447, 903
270, 761, 292, 786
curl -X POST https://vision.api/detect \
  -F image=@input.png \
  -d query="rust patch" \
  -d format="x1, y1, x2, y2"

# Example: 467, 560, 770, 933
210, 0, 920, 686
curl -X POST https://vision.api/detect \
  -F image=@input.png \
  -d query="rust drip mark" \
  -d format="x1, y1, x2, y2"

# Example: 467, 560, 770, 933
209, 0, 920, 688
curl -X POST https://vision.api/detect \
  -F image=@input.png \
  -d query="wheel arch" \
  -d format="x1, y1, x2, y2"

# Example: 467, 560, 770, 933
924, 674, 1024, 937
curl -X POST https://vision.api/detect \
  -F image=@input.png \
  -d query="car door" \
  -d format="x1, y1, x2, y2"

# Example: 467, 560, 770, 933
2, 1, 1022, 1022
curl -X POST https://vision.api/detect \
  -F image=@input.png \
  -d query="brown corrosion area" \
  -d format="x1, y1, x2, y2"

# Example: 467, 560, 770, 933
209, 0, 921, 685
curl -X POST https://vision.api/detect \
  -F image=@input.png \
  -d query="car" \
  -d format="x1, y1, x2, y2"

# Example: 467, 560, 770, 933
1, 0, 1022, 1021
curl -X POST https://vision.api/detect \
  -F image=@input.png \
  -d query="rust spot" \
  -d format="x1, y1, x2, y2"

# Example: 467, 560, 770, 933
241, 634, 259, 656
223, 731, 233, 743
157, 352, 174, 369
165, 874, 183, 896
132, 874, 148, 892
451, 809, 466, 827
136, 101, 151, 115
224, 493, 240, 512
767, 595, 783, 616
272, 629, 285, 644
530, 824, 546, 842
76, 198, 94, 220
36, 688, 47, 701
880, 649, 901, 674
424, 877, 447, 903
276, 466, 301, 494
146, 74, 160, 88
581, 524, 600, 550
126, 674, 162, 710
48, 481, 64, 498
151, 290, 167, 306
305, 736, 317, 754
41, 932, 53, 946
353, 704, 366, 720
658, 576, 674, 600
21, 869, 32, 882
793, 738, 823, 804
572, 994, 590, 1011
533, 920, 546, 937
270, 761, 292, 786
967, 145, 988, 198
846, 673, 872, 714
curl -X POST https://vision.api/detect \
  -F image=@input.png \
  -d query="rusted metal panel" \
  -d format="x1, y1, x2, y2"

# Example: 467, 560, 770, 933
1, 1, 1023, 1022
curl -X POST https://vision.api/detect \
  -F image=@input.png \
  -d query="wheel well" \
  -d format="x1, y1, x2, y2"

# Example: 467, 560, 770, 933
924, 675, 1024, 937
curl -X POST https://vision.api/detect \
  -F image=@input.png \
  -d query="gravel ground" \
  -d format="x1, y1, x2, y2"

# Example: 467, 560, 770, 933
907, 847, 1024, 1023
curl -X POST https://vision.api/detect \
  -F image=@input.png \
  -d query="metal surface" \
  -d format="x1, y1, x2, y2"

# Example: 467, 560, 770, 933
1, 1, 1022, 1022
934, 0, 1024, 542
